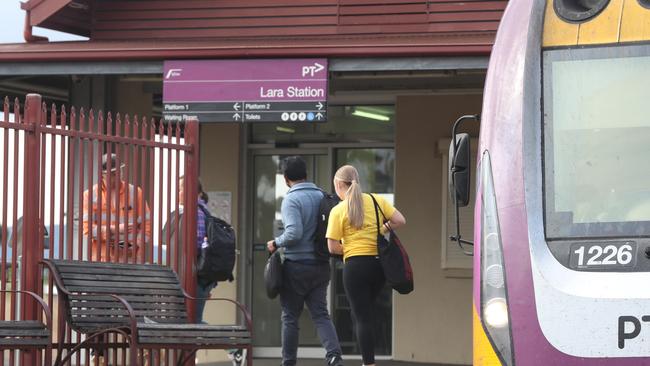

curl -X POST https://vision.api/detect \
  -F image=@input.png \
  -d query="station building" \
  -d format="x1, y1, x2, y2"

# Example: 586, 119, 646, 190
0, 1, 505, 363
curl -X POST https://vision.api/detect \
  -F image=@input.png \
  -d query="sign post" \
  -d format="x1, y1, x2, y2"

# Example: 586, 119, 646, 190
163, 59, 328, 123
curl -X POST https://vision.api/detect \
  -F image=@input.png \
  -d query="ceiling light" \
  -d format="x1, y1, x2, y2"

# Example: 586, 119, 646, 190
276, 126, 295, 133
351, 110, 390, 121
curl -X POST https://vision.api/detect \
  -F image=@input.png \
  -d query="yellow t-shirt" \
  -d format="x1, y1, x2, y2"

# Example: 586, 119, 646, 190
326, 193, 396, 261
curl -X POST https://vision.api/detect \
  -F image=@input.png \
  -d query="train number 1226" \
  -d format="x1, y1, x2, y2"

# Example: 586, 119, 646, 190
569, 242, 637, 270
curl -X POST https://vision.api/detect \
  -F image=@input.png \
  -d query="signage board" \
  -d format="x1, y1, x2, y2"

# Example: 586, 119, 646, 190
163, 59, 328, 123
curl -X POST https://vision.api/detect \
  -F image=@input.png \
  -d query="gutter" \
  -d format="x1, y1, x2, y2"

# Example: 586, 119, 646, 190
21, 1, 49, 43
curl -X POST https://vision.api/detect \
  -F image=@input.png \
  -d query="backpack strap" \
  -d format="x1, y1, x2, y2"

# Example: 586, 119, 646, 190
198, 203, 210, 217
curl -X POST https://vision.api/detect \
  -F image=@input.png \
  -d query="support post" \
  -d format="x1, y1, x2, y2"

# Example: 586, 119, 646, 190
183, 118, 199, 324
22, 93, 43, 364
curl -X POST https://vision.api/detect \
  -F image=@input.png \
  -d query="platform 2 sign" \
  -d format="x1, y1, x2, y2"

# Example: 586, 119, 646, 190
163, 59, 328, 123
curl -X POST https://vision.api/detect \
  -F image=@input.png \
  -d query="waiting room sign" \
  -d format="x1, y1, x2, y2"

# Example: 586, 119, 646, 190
163, 59, 328, 123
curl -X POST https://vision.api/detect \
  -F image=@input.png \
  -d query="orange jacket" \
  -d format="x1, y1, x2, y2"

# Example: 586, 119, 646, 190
82, 180, 152, 262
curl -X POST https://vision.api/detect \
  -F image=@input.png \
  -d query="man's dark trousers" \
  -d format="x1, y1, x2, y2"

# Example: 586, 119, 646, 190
280, 260, 342, 366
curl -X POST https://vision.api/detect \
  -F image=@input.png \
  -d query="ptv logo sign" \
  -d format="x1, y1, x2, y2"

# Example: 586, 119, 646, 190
165, 68, 183, 79
301, 62, 325, 77
618, 315, 650, 349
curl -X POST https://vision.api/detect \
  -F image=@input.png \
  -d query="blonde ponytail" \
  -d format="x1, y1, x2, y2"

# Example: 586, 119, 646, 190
347, 181, 364, 229
334, 165, 364, 229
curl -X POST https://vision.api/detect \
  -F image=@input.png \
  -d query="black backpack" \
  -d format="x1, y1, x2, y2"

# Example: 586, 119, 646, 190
313, 190, 341, 261
197, 205, 236, 285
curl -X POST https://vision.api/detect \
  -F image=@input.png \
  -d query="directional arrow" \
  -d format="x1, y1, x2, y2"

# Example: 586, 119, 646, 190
233, 113, 241, 121
316, 102, 324, 110
316, 112, 323, 120
314, 63, 325, 74
233, 102, 241, 111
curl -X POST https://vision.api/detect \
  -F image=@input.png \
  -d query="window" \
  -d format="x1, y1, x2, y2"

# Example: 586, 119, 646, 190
543, 44, 650, 238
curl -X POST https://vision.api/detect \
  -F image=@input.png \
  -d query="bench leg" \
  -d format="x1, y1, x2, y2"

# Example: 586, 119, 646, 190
247, 345, 253, 366
176, 348, 198, 366
44, 343, 52, 366
129, 342, 138, 366
54, 323, 66, 366
57, 328, 130, 366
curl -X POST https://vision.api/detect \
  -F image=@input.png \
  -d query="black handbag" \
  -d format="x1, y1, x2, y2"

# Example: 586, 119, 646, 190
264, 249, 283, 299
370, 194, 414, 295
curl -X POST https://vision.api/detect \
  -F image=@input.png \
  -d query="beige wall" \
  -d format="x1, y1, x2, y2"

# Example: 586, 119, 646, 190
113, 79, 154, 117
196, 123, 242, 363
393, 94, 482, 365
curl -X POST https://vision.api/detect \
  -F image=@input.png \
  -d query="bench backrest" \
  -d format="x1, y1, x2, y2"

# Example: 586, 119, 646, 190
44, 259, 188, 333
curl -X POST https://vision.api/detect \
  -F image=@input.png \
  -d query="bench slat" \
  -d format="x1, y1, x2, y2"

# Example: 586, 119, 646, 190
66, 286, 182, 296
0, 338, 51, 346
71, 301, 186, 311
72, 309, 187, 317
139, 337, 251, 345
64, 279, 182, 290
62, 273, 180, 284
138, 324, 246, 331
0, 321, 45, 329
57, 265, 176, 277
138, 330, 250, 338
0, 329, 49, 337
70, 295, 185, 304
54, 260, 172, 271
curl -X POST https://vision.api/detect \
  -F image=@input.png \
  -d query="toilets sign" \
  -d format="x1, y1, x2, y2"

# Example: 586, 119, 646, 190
163, 59, 328, 123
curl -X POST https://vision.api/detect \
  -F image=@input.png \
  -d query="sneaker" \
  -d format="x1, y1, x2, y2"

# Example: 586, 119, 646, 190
327, 355, 344, 366
228, 348, 246, 366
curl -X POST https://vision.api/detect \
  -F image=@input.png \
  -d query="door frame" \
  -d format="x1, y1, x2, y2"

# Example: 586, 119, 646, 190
242, 141, 394, 358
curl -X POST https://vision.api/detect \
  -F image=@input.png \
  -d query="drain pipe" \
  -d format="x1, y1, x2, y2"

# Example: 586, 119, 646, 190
21, 2, 49, 42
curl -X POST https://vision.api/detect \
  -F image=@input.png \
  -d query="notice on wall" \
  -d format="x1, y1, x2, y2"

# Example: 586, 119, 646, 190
206, 191, 232, 224
163, 59, 328, 123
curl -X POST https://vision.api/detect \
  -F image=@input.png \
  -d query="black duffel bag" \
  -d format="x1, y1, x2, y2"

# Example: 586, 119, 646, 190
370, 194, 414, 295
264, 249, 283, 299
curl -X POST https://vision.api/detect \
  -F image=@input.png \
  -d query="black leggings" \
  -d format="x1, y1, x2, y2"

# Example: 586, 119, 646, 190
343, 256, 385, 365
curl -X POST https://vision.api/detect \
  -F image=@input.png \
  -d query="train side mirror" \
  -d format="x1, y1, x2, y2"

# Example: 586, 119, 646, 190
449, 133, 471, 207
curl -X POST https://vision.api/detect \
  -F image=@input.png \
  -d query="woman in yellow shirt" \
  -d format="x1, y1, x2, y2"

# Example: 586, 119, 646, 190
326, 165, 406, 366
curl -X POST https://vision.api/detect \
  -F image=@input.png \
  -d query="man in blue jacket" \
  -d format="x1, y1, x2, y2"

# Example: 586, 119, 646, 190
267, 156, 344, 366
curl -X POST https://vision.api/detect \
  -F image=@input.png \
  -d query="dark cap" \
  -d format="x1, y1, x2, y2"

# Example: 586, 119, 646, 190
101, 153, 125, 173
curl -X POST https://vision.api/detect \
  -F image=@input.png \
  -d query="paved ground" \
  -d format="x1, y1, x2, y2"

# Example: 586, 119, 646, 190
204, 359, 463, 366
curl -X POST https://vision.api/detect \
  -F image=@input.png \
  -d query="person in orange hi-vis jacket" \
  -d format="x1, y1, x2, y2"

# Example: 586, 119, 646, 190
82, 153, 152, 262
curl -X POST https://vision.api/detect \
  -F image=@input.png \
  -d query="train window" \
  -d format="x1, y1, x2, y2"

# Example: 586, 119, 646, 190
638, 0, 650, 9
543, 44, 650, 239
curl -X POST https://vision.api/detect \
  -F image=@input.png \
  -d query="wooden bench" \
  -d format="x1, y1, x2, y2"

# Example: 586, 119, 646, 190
42, 259, 252, 366
0, 290, 52, 365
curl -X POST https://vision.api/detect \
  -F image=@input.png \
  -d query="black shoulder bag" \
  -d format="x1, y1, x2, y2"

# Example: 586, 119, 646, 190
264, 249, 283, 299
370, 194, 414, 295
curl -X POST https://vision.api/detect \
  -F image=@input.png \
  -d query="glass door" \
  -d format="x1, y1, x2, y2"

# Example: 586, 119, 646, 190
251, 152, 330, 353
249, 147, 395, 358
332, 148, 395, 357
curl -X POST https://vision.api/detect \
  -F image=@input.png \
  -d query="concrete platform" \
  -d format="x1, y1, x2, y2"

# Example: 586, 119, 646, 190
204, 359, 464, 366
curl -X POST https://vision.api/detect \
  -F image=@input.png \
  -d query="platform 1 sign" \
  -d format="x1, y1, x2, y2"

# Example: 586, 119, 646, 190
163, 59, 327, 123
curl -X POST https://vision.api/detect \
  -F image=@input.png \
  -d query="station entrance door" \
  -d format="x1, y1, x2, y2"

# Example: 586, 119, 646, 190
249, 147, 395, 359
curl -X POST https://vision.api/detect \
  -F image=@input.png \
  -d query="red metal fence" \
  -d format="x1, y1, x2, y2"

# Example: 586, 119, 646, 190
0, 93, 199, 365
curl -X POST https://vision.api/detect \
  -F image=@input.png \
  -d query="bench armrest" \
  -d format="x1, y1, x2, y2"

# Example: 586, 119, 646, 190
0, 290, 52, 332
183, 290, 253, 333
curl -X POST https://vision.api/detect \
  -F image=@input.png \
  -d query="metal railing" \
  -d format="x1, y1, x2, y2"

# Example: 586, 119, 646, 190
0, 93, 200, 365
